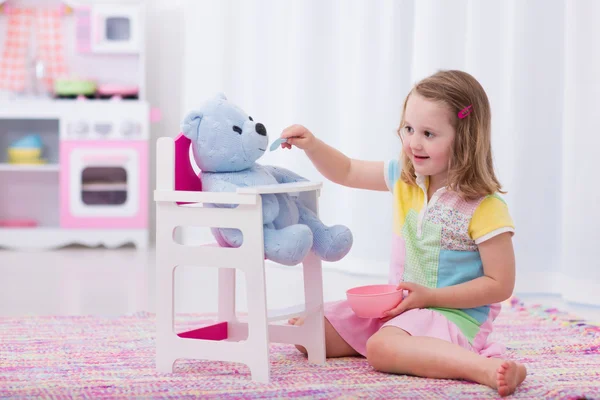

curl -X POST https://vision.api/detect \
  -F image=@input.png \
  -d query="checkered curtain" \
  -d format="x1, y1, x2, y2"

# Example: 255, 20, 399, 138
34, 8, 68, 91
0, 7, 33, 92
0, 7, 67, 93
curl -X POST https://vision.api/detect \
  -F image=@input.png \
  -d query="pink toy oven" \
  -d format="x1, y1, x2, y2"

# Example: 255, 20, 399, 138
59, 109, 148, 229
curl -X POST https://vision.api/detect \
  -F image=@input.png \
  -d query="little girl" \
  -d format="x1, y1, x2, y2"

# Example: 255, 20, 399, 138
282, 70, 527, 397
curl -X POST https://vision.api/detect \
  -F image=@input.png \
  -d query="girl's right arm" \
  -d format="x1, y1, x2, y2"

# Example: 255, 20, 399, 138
281, 124, 388, 191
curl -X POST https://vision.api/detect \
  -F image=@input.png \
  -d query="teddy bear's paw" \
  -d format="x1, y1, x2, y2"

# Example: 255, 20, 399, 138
212, 227, 243, 248
264, 225, 313, 266
313, 225, 353, 262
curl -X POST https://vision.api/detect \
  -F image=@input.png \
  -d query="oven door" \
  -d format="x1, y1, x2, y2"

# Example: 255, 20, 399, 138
70, 148, 138, 217
60, 141, 147, 228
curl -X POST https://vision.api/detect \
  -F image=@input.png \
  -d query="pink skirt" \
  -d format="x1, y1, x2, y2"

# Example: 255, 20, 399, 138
324, 300, 504, 358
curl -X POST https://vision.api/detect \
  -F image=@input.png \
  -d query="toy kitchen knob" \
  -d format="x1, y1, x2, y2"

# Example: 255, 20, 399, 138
72, 121, 89, 136
121, 121, 137, 136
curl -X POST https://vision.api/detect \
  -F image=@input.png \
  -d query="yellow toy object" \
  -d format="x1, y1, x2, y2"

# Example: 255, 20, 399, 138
7, 134, 47, 165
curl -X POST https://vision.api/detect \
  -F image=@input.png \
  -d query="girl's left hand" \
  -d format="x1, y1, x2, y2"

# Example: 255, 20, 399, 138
380, 282, 435, 322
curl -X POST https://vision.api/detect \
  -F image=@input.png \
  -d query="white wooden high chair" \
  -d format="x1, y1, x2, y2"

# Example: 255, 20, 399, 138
153, 134, 326, 383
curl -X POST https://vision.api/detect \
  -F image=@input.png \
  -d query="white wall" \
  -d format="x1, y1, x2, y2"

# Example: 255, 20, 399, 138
145, 0, 187, 241
143, 0, 392, 279
143, 1, 600, 305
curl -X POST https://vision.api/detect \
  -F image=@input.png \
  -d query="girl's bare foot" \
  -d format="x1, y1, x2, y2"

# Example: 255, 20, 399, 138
495, 360, 527, 397
288, 317, 307, 354
288, 317, 304, 326
288, 316, 358, 358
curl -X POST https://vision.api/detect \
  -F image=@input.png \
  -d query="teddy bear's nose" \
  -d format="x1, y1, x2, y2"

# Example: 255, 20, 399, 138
255, 123, 267, 136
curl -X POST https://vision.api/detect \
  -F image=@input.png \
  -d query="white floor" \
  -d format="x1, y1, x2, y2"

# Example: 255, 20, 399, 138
1, 247, 599, 324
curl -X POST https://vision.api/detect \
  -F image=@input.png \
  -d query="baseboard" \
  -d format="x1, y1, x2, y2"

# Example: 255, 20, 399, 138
178, 230, 390, 279
266, 256, 389, 280
557, 274, 600, 306
172, 236, 600, 307
515, 270, 600, 306
514, 270, 562, 294
322, 256, 389, 278
287, 260, 600, 307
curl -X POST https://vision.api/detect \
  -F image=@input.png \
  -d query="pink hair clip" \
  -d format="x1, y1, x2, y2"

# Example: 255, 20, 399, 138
458, 105, 473, 119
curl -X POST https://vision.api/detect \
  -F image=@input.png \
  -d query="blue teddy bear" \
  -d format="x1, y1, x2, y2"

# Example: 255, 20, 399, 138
181, 93, 353, 266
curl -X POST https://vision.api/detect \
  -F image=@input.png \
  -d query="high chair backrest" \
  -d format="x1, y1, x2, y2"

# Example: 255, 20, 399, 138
174, 133, 202, 194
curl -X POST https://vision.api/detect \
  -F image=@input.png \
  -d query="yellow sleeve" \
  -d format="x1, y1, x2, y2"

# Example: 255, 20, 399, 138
469, 194, 515, 244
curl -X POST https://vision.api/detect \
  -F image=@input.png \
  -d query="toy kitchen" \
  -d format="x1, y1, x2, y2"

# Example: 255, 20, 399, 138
0, 0, 153, 250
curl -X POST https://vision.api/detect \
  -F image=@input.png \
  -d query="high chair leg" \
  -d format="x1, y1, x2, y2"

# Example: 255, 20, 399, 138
302, 252, 326, 365
218, 268, 236, 322
156, 260, 176, 373
245, 264, 271, 383
156, 351, 176, 373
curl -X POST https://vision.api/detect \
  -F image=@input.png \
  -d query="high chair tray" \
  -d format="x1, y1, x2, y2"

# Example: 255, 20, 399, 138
236, 181, 322, 195
154, 182, 322, 204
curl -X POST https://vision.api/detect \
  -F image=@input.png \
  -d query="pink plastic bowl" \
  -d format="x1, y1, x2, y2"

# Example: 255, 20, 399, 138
346, 284, 403, 318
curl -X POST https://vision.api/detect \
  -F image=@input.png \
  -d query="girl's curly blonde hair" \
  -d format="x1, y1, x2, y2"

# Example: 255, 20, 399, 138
399, 70, 504, 200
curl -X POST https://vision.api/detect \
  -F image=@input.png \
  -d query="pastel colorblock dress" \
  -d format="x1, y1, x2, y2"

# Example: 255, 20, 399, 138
324, 160, 515, 357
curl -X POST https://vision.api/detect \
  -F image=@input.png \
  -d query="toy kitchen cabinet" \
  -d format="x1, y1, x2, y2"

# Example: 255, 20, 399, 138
0, 0, 151, 250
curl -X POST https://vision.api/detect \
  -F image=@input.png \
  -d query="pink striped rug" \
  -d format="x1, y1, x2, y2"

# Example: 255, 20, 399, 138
1, 298, 599, 399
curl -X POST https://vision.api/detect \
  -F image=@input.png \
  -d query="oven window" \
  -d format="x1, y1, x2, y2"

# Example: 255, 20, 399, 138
81, 167, 128, 205
105, 17, 131, 41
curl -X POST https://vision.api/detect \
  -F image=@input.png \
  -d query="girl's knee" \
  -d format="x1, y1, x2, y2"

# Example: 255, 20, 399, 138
366, 328, 409, 371
366, 334, 389, 370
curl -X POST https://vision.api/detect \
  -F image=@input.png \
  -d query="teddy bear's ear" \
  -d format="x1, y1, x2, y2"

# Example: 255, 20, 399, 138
181, 111, 203, 142
216, 92, 227, 101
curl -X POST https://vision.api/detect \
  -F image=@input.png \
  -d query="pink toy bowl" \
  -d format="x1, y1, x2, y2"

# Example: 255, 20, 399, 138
346, 284, 403, 318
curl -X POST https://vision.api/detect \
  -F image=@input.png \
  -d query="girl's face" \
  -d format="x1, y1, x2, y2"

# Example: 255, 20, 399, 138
401, 93, 456, 183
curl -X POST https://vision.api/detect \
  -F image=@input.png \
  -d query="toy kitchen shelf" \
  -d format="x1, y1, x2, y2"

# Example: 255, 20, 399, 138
0, 99, 150, 250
